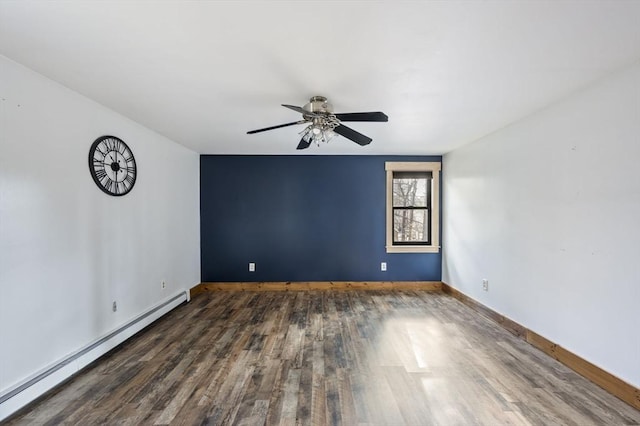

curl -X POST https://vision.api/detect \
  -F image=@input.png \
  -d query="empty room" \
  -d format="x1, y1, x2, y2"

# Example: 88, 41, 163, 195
1, 1, 639, 425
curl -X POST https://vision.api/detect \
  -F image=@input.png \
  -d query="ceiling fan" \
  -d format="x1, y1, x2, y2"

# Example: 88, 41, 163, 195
247, 96, 388, 150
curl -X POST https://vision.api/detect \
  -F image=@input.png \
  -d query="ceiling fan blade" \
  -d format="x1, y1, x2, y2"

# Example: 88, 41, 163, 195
334, 112, 389, 122
333, 125, 373, 146
282, 104, 319, 117
296, 138, 311, 150
247, 120, 306, 134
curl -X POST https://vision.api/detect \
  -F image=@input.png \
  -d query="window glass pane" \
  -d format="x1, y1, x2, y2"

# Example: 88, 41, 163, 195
393, 175, 428, 207
393, 209, 428, 243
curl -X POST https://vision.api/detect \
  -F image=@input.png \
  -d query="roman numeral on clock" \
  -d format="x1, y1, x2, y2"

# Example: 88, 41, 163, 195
95, 168, 107, 181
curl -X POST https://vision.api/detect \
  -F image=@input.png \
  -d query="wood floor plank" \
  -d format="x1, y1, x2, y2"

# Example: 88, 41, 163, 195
5, 290, 640, 425
237, 399, 270, 426
310, 340, 327, 426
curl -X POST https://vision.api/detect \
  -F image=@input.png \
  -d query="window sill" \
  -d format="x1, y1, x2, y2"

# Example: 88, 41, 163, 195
386, 245, 440, 253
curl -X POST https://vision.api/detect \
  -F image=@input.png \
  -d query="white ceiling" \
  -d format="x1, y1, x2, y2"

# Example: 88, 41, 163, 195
1, 1, 640, 155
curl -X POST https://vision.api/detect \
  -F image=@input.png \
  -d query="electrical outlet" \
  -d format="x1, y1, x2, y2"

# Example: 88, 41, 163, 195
161, 280, 166, 289
112, 301, 117, 312
249, 262, 255, 272
381, 262, 387, 271
482, 279, 489, 291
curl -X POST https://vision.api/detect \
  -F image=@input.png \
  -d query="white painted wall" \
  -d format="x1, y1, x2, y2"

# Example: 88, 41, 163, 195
442, 61, 640, 387
0, 55, 200, 395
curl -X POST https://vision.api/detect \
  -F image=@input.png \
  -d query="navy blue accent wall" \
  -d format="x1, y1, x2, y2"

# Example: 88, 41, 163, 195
200, 155, 442, 282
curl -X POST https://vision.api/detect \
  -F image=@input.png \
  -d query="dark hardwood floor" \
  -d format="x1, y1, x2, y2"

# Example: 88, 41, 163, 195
6, 290, 640, 425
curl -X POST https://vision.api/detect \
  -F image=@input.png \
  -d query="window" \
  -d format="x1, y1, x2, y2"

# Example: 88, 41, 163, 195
393, 171, 431, 244
386, 162, 440, 253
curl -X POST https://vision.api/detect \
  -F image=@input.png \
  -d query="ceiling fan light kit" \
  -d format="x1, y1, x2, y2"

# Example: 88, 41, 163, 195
247, 96, 388, 150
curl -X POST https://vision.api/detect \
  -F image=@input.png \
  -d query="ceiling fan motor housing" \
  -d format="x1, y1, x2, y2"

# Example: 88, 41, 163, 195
303, 96, 333, 119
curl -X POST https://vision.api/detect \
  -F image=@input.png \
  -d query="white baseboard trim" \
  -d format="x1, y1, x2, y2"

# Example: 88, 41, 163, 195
0, 289, 189, 421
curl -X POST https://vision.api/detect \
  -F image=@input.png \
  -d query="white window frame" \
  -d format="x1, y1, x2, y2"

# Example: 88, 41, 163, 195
386, 161, 441, 253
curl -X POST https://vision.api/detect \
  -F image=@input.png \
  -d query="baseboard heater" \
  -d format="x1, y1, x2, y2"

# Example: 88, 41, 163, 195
0, 290, 190, 421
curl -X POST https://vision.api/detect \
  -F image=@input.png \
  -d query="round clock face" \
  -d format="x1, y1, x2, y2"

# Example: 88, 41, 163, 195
88, 135, 137, 196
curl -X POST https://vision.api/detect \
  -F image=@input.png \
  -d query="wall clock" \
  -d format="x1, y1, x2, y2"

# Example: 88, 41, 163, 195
88, 135, 137, 196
